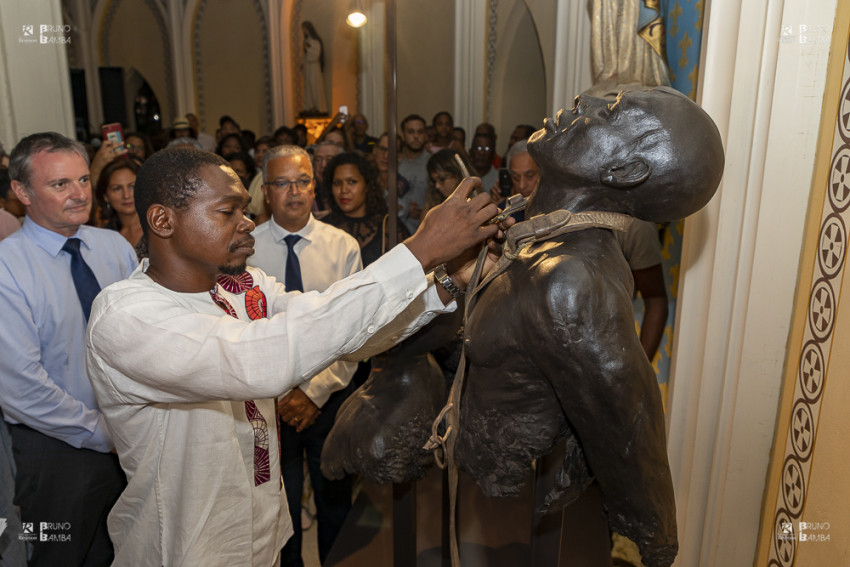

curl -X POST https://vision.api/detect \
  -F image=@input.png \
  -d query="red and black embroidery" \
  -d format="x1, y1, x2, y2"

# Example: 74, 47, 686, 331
209, 279, 271, 487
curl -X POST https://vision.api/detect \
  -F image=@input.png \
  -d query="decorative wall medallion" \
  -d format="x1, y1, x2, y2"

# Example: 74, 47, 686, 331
798, 341, 824, 402
807, 278, 835, 340
818, 213, 846, 277
828, 146, 850, 211
781, 456, 805, 516
789, 400, 815, 461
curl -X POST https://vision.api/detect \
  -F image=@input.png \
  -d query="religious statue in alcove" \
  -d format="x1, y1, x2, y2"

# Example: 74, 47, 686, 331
322, 87, 725, 567
300, 21, 327, 116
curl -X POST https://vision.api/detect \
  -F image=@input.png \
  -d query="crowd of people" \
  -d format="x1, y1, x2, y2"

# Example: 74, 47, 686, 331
0, 104, 666, 567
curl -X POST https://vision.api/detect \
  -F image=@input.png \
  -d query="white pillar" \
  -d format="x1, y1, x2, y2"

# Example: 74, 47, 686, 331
167, 0, 193, 116
453, 0, 487, 136
358, 0, 385, 135
0, 0, 76, 148
666, 0, 838, 565
551, 0, 592, 114
70, 0, 103, 131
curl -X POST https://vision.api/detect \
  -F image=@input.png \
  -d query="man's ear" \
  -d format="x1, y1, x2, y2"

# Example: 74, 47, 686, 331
600, 159, 651, 188
147, 205, 174, 238
10, 180, 32, 206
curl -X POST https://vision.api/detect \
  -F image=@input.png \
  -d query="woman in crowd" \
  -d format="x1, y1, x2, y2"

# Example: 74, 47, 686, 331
224, 151, 256, 189
95, 157, 143, 248
216, 132, 247, 156
321, 152, 407, 267
428, 111, 454, 153
423, 148, 474, 217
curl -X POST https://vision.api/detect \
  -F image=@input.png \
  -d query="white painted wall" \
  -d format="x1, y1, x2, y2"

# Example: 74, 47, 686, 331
0, 0, 75, 150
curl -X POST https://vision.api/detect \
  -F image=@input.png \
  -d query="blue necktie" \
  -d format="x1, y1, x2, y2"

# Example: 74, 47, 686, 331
283, 234, 303, 292
62, 237, 101, 320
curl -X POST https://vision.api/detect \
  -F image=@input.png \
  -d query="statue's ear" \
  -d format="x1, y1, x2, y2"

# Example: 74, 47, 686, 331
600, 159, 651, 188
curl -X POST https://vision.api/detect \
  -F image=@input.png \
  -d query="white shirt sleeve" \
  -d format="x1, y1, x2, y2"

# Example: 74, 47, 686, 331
87, 244, 453, 406
296, 237, 365, 407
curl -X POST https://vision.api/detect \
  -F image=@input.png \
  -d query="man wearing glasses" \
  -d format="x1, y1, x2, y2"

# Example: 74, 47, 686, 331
469, 133, 499, 194
249, 145, 362, 566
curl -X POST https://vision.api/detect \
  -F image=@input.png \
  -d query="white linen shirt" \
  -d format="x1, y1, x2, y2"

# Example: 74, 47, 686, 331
249, 214, 362, 407
86, 244, 452, 566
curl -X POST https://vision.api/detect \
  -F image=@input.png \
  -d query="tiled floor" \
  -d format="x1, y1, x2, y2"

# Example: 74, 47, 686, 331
303, 519, 320, 567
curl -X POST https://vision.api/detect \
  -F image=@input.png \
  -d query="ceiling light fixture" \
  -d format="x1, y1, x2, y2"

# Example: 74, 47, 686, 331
346, 2, 367, 28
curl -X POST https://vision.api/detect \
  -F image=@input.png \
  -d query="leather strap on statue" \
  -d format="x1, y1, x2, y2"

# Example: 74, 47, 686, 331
424, 207, 633, 567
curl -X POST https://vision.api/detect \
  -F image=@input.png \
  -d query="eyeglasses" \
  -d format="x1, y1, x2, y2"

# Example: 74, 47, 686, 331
472, 146, 492, 152
267, 178, 313, 192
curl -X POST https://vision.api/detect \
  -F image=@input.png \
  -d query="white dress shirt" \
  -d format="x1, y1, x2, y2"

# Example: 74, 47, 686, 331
86, 244, 452, 566
249, 214, 362, 407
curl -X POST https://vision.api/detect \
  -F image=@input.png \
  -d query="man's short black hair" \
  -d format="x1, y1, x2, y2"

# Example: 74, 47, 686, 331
0, 169, 11, 200
219, 115, 240, 130
400, 114, 426, 131
134, 147, 229, 235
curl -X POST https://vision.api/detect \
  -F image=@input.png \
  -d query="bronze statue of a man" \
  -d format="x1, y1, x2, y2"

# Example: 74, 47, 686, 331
454, 87, 724, 567
322, 87, 724, 567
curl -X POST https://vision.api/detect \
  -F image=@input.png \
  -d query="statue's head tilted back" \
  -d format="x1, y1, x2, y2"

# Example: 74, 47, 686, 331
527, 86, 725, 222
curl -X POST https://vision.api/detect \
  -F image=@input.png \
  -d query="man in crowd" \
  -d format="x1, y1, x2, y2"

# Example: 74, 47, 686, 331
505, 139, 540, 201
474, 122, 500, 168
470, 132, 499, 193
85, 147, 501, 565
249, 146, 361, 565
398, 114, 430, 233
186, 112, 216, 151
506, 124, 535, 156
347, 113, 377, 154
0, 132, 138, 565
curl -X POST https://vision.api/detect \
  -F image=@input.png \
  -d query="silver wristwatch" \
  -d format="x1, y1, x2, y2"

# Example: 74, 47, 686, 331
433, 264, 464, 298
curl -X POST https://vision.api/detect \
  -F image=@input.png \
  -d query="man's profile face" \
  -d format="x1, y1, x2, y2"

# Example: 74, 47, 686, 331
470, 135, 495, 174
263, 155, 315, 232
170, 165, 255, 277
12, 150, 91, 237
313, 145, 341, 182
402, 119, 426, 152
509, 152, 540, 198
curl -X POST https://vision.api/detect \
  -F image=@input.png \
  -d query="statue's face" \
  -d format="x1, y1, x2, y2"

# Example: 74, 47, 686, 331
527, 89, 667, 187
527, 87, 725, 221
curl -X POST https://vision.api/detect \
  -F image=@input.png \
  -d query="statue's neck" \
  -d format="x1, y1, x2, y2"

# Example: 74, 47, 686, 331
525, 180, 591, 217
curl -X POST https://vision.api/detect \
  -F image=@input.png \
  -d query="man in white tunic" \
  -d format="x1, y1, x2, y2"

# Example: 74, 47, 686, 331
85, 147, 499, 566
